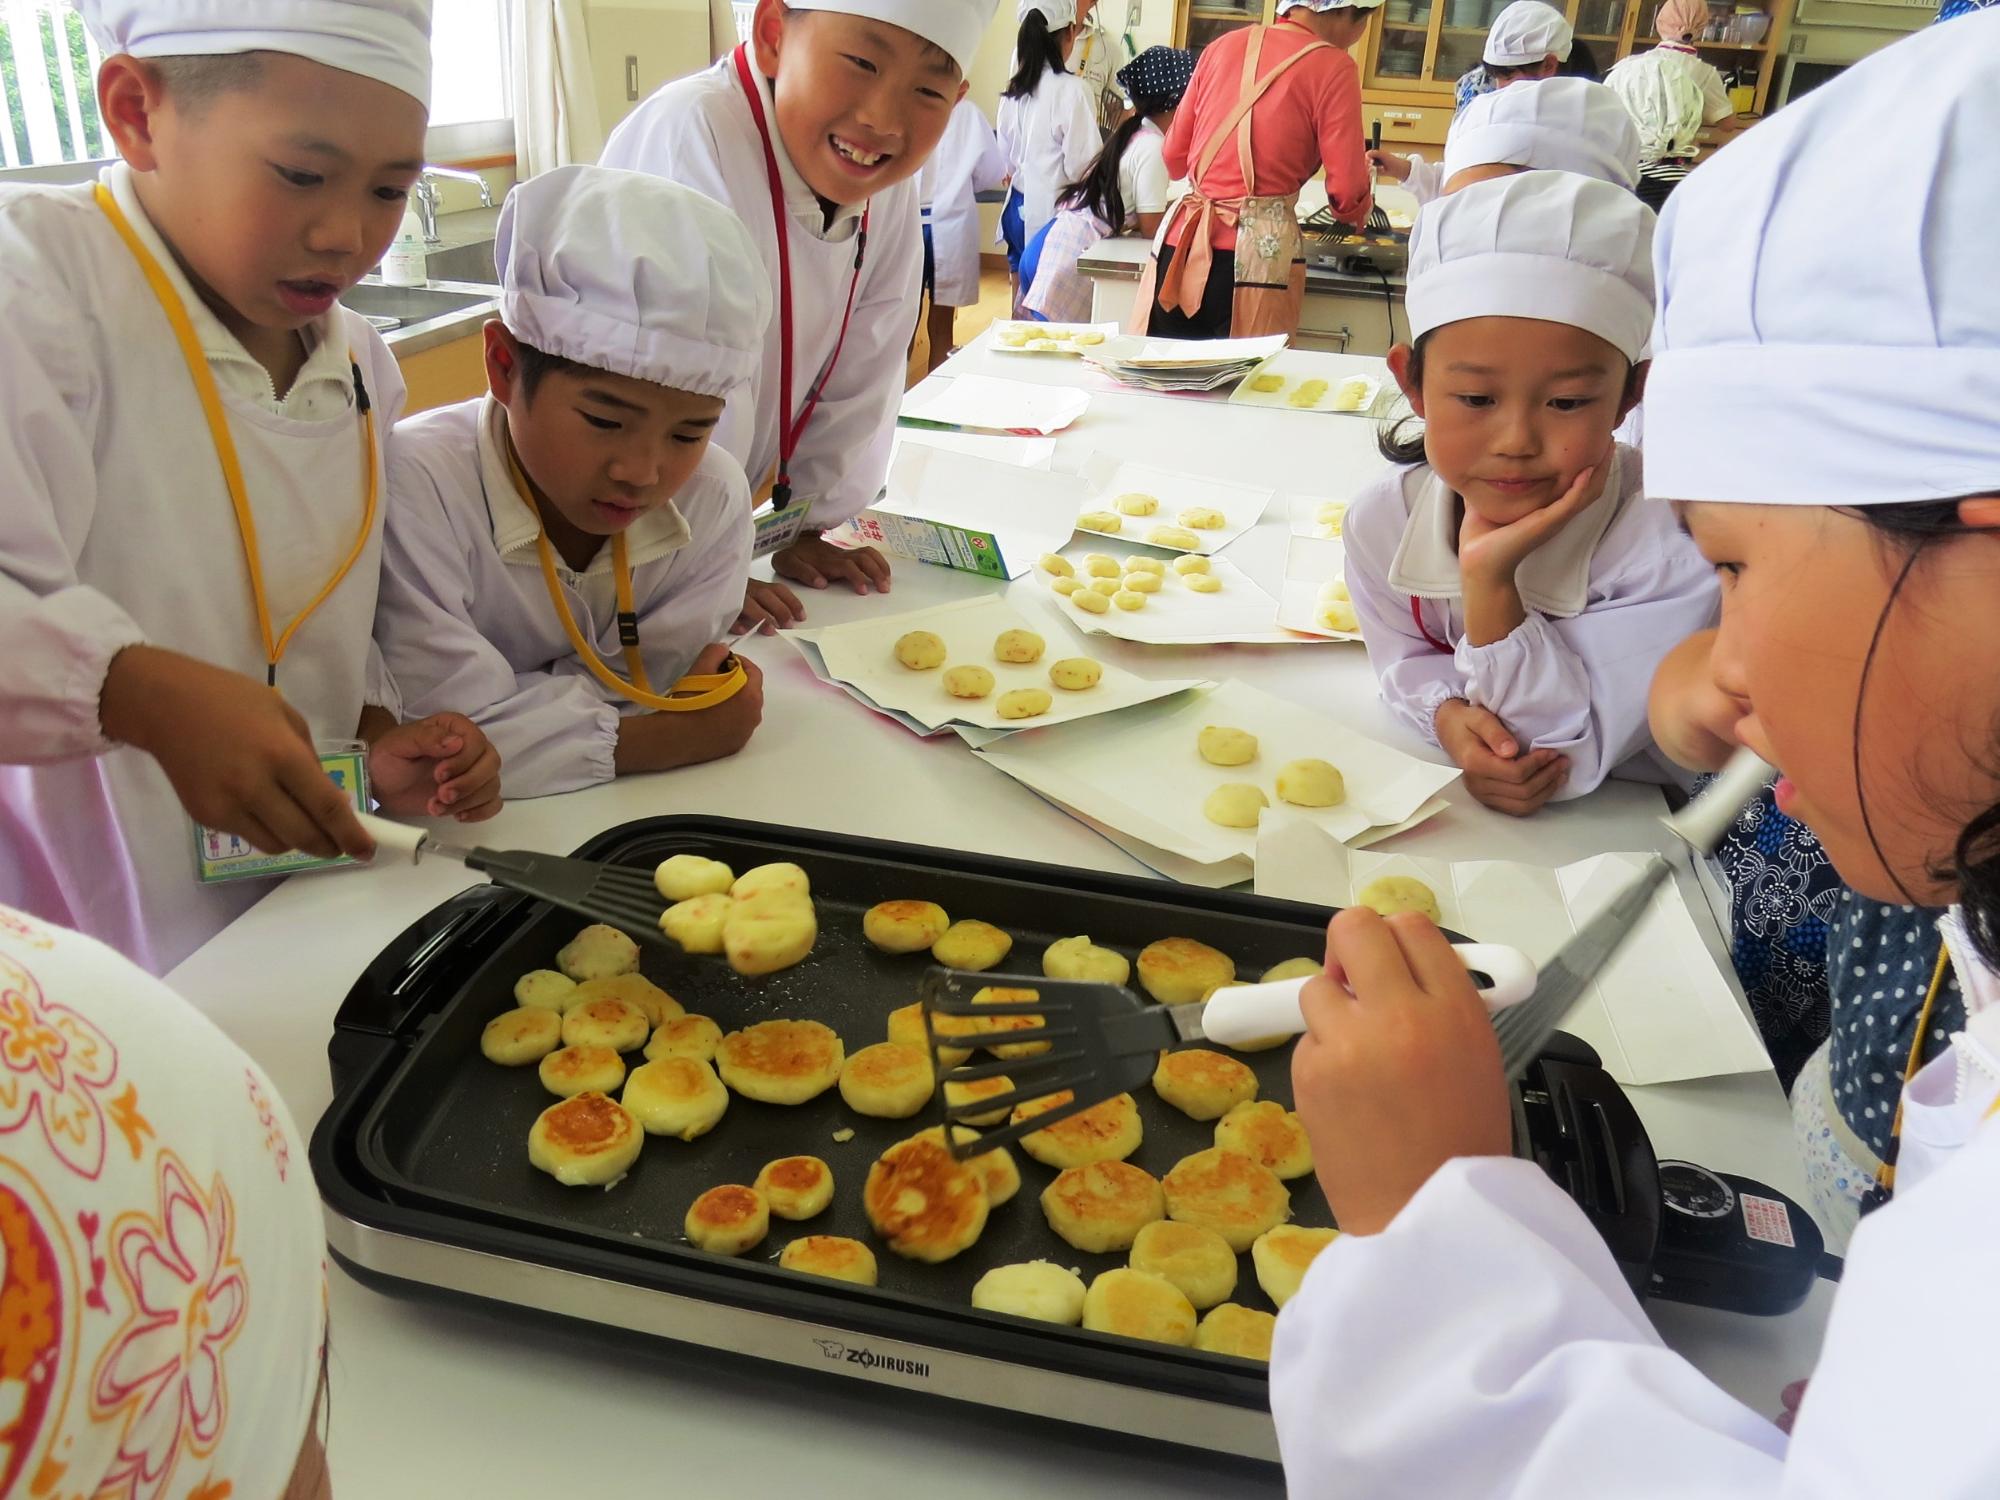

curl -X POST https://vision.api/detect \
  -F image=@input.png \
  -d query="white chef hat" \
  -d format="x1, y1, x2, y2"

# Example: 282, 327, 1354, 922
1277, 0, 1389, 12
496, 165, 773, 401
1017, 0, 1076, 27
1442, 77, 1641, 191
787, 0, 998, 74
1484, 0, 1573, 65
1407, 170, 1655, 363
1646, 14, 2000, 507
0, 906, 325, 1500
77, 0, 432, 106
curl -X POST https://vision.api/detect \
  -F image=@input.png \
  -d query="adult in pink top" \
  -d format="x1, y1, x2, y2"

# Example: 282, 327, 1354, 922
1135, 0, 1373, 340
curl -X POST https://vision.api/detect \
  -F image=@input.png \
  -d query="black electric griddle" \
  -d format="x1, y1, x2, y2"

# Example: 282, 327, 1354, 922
312, 816, 1678, 1462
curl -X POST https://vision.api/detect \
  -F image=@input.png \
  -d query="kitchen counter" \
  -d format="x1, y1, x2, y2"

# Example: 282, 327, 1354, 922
168, 334, 1829, 1497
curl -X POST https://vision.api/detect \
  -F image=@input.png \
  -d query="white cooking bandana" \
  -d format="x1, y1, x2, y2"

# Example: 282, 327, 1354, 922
1442, 76, 1640, 192
1484, 0, 1573, 65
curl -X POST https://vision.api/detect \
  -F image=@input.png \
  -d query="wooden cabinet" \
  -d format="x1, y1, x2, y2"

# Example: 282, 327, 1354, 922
1176, 0, 1279, 52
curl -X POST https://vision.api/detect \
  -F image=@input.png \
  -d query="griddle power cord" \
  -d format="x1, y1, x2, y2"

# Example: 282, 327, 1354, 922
1817, 1251, 1844, 1284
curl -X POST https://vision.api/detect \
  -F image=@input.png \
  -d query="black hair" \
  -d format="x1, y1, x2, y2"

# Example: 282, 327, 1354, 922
1055, 93, 1173, 229
1004, 12, 1070, 101
1375, 332, 1645, 466
1560, 38, 1601, 80
512, 339, 593, 401
148, 53, 265, 113
1851, 502, 2000, 970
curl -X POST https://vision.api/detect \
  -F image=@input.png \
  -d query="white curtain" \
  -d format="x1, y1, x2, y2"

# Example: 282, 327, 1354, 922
510, 0, 604, 177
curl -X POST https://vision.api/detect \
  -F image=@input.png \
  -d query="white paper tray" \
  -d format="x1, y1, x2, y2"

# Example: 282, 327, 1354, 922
1230, 353, 1384, 416
1252, 816, 1772, 1086
1276, 535, 1361, 642
989, 320, 1120, 355
900, 376, 1092, 435
1014, 553, 1310, 647
859, 442, 1089, 579
1071, 453, 1273, 557
785, 596, 1208, 734
1288, 492, 1350, 540
975, 679, 1462, 866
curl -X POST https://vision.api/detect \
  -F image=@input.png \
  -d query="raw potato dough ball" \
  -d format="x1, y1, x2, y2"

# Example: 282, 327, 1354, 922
1183, 572, 1223, 594
1203, 783, 1269, 830
1082, 1268, 1196, 1347
997, 688, 1053, 720
685, 1185, 769, 1256
1051, 576, 1082, 597
1137, 937, 1236, 1006
1317, 600, 1359, 633
1333, 376, 1372, 412
1276, 758, 1347, 808
561, 997, 650, 1053
1071, 330, 1106, 346
1146, 525, 1199, 550
556, 924, 640, 982
1115, 492, 1159, 516
780, 1235, 878, 1286
1071, 588, 1112, 616
723, 898, 818, 978
1039, 553, 1075, 578
1112, 590, 1147, 612
529, 1092, 643, 1188
970, 985, 1049, 1060
1197, 725, 1259, 766
1172, 554, 1211, 575
838, 1041, 936, 1118
538, 1044, 626, 1098
481, 1008, 562, 1067
864, 1131, 991, 1263
1290, 378, 1330, 409
1129, 1220, 1239, 1310
943, 665, 995, 700
1078, 511, 1123, 535
1012, 1090, 1142, 1169
1152, 1048, 1259, 1121
660, 893, 731, 954
971, 1262, 1086, 1325
1248, 373, 1286, 394
645, 1013, 722, 1063
1049, 658, 1103, 692
731, 862, 811, 901
888, 1001, 971, 1068
1215, 1099, 1315, 1180
1260, 958, 1321, 984
1316, 501, 1348, 535
621, 1056, 730, 1141
1083, 554, 1121, 578
1042, 934, 1130, 985
1253, 1225, 1340, 1308
1123, 555, 1166, 576
1163, 1146, 1291, 1252
1178, 506, 1226, 530
1357, 875, 1442, 923
716, 1019, 844, 1105
863, 899, 952, 954
944, 1074, 1015, 1127
994, 628, 1046, 664
1196, 1304, 1277, 1362
894, 630, 948, 670
654, 854, 735, 902
1120, 571, 1161, 593
1087, 578, 1121, 597
1041, 1160, 1166, 1253
756, 1155, 836, 1220
932, 919, 1013, 972
514, 970, 579, 1012
1319, 576, 1350, 602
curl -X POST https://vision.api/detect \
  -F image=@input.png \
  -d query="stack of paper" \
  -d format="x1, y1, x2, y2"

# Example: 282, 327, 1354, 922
1083, 334, 1290, 394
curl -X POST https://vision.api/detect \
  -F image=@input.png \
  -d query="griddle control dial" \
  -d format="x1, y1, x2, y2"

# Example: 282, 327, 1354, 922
1658, 1160, 1736, 1222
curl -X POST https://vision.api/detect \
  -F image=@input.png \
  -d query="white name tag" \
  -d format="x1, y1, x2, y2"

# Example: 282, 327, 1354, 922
191, 742, 370, 883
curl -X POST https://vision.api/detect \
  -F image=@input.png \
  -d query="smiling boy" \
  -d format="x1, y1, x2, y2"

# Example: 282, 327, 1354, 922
600, 0, 998, 633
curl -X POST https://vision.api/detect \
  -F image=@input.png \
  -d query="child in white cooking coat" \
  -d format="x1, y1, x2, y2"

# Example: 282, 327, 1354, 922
1274, 22, 2000, 1495
0, 0, 502, 974
375, 167, 774, 799
919, 97, 1007, 371
600, 0, 997, 633
1343, 170, 1714, 816
1371, 74, 1643, 204
997, 0, 1101, 307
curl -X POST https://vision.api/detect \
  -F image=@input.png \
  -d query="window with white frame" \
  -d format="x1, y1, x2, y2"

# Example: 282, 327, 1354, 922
1, 0, 510, 177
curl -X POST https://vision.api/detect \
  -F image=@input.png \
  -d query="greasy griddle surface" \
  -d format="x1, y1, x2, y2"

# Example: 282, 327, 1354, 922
358, 827, 1341, 1322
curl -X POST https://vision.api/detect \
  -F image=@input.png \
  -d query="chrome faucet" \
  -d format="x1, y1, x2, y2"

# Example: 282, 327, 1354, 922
412, 166, 496, 244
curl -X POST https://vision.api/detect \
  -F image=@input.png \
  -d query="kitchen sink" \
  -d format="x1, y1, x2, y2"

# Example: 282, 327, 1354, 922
340, 278, 497, 353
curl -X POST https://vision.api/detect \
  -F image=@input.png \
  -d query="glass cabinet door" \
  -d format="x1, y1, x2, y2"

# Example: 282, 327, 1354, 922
1185, 0, 1266, 54
1374, 0, 1434, 81
1571, 0, 1634, 49
1429, 0, 1510, 87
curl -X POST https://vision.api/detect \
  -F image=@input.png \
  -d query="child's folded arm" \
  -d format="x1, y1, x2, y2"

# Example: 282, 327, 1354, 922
1344, 468, 1471, 748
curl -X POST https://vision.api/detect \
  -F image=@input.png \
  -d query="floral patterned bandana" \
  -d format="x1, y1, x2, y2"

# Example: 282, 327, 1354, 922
0, 905, 323, 1500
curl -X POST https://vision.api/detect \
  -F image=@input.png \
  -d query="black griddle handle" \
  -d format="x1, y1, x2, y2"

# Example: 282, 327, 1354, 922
335, 882, 519, 1039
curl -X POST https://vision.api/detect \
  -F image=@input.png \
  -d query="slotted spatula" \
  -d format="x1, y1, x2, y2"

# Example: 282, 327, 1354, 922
923, 943, 1537, 1159
924, 749, 1775, 1160
357, 812, 667, 938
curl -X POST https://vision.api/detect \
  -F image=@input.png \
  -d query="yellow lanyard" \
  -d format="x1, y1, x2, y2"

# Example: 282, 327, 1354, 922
94, 183, 378, 687
505, 443, 746, 714
1873, 944, 1956, 1194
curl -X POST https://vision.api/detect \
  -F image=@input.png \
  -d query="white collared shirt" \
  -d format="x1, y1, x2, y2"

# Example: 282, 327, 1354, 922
997, 68, 1102, 245
1342, 446, 1718, 798
374, 395, 753, 798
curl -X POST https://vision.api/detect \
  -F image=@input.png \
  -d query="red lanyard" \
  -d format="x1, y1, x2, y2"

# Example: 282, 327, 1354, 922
1410, 596, 1454, 655
733, 44, 870, 508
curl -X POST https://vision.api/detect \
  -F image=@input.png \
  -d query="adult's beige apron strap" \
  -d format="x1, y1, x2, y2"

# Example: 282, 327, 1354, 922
1157, 30, 1329, 319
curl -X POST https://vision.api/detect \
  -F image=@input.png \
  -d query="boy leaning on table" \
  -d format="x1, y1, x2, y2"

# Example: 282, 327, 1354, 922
0, 0, 502, 976
374, 166, 776, 798
599, 0, 1000, 634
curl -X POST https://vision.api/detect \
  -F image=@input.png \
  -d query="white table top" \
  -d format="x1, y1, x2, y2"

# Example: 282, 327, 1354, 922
168, 331, 1829, 1497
